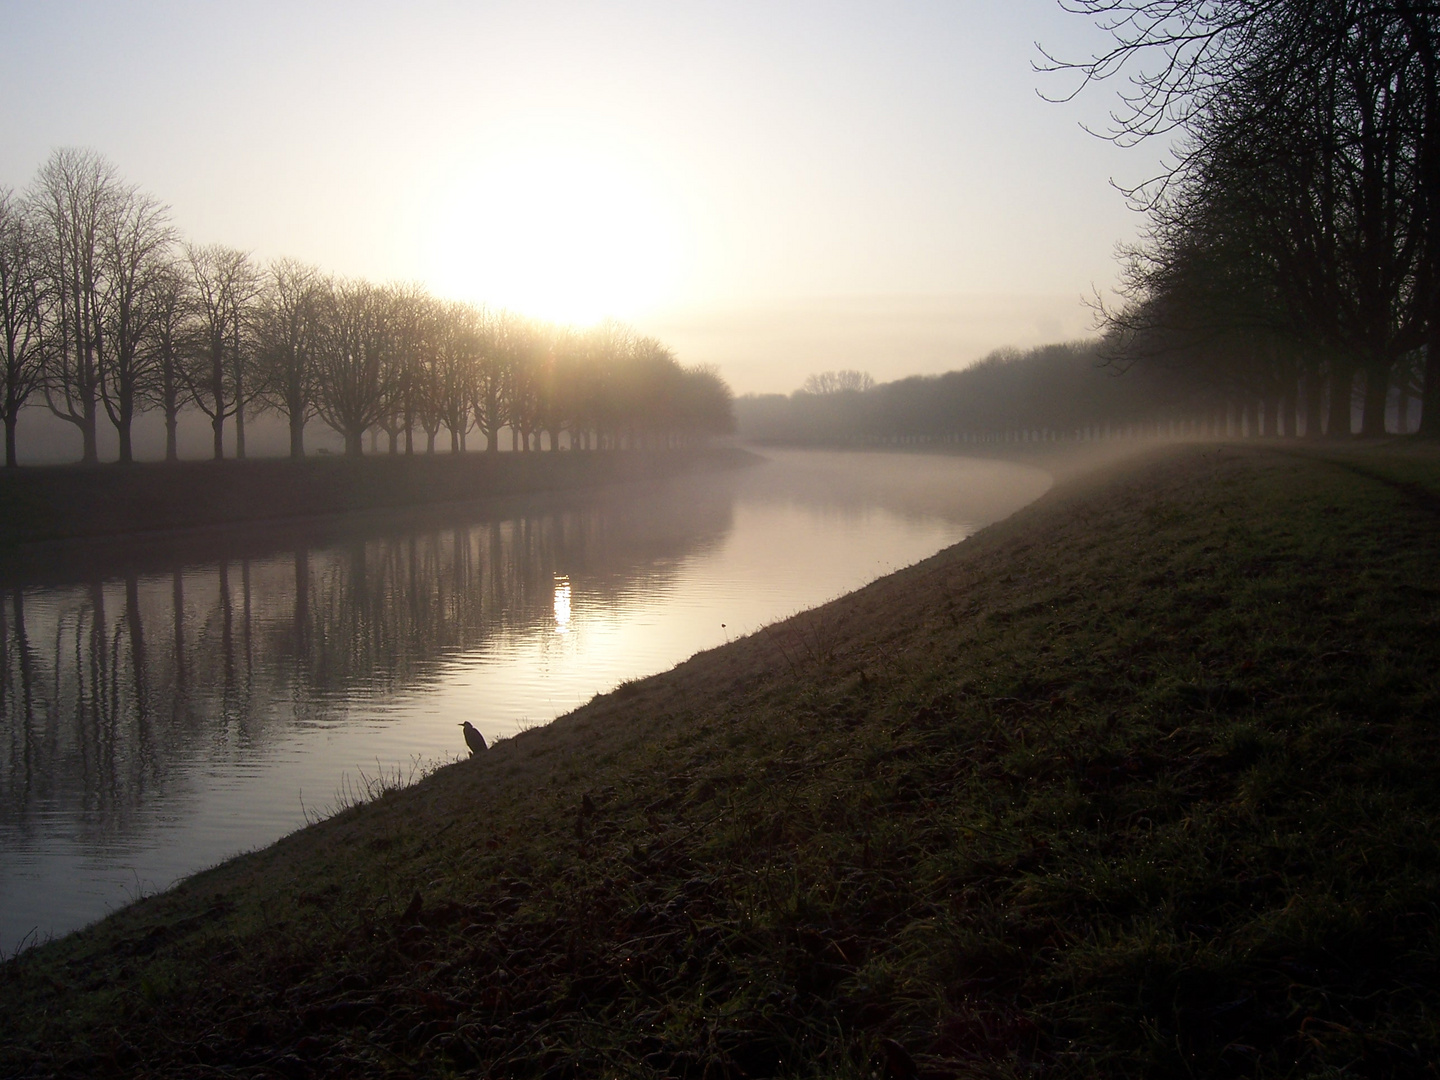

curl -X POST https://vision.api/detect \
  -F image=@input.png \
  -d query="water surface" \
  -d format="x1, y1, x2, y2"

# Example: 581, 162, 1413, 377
0, 449, 1049, 948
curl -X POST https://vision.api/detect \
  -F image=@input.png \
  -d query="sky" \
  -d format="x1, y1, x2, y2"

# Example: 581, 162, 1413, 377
0, 1, 1155, 395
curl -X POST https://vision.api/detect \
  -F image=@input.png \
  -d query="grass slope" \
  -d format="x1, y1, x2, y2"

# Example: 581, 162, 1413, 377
3, 442, 1439, 1078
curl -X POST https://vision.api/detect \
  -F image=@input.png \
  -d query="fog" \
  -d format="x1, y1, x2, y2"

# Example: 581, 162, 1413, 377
7, 406, 339, 466
646, 292, 1099, 395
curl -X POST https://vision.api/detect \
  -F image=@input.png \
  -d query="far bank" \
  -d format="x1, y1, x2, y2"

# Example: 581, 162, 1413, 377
0, 447, 757, 552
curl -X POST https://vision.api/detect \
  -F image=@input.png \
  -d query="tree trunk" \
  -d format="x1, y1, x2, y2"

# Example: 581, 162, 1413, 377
289, 412, 306, 459
235, 404, 247, 459
345, 428, 364, 457
81, 398, 98, 464
117, 397, 134, 464
165, 410, 179, 462
4, 413, 16, 467
212, 412, 225, 460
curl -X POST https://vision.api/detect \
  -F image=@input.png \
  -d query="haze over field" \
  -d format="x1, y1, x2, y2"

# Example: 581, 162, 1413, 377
0, 1, 1140, 395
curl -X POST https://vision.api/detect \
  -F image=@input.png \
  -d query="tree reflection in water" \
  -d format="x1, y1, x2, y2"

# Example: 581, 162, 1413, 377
0, 484, 733, 845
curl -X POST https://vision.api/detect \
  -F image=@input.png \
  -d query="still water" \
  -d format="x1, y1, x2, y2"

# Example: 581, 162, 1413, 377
0, 449, 1050, 948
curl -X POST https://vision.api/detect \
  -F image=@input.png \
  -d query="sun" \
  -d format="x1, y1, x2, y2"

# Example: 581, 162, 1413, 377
420, 138, 685, 325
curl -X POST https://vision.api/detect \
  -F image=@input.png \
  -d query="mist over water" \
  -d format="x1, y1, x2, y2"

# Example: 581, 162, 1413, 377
0, 449, 1050, 948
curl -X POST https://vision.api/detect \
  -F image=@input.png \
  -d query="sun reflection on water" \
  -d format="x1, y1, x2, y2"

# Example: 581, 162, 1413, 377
554, 575, 572, 634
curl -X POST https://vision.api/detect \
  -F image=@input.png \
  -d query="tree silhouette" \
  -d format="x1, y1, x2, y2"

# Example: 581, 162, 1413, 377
0, 189, 46, 467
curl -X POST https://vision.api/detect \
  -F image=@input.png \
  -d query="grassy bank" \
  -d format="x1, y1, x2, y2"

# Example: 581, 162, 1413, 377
0, 447, 753, 551
4, 441, 1439, 1077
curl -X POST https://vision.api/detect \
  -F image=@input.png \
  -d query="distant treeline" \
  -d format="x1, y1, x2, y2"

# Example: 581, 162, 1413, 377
0, 149, 734, 467
1066, 1, 1440, 437
737, 344, 1250, 446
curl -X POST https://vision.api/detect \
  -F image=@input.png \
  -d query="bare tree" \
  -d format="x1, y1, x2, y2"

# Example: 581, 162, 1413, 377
252, 259, 322, 459
314, 280, 398, 457
435, 302, 478, 452
680, 363, 736, 443
802, 370, 875, 395
470, 307, 509, 453
585, 319, 635, 449
385, 284, 430, 455
28, 148, 118, 463
140, 258, 190, 461
1056, 1, 1437, 436
532, 324, 567, 450
413, 301, 447, 453
98, 184, 173, 462
183, 244, 259, 460
0, 189, 46, 467
504, 317, 546, 452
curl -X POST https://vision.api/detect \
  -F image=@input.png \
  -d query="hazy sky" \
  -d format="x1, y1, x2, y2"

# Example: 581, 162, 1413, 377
0, 1, 1153, 393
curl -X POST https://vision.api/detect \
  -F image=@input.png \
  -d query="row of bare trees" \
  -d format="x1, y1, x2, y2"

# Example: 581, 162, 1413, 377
0, 149, 733, 467
1056, 1, 1440, 437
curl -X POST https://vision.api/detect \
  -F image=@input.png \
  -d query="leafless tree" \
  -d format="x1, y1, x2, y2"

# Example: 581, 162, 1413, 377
140, 258, 191, 461
28, 148, 118, 463
98, 184, 173, 462
313, 280, 399, 457
0, 189, 47, 467
583, 319, 635, 449
678, 363, 736, 443
435, 302, 478, 452
183, 244, 259, 460
802, 370, 875, 395
3, 149, 733, 463
1056, 1, 1440, 436
383, 284, 430, 455
495, 312, 544, 451
412, 303, 446, 453
252, 259, 323, 459
469, 307, 510, 453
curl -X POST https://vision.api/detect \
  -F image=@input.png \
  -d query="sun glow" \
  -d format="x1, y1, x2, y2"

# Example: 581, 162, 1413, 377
420, 137, 686, 325
553, 575, 572, 635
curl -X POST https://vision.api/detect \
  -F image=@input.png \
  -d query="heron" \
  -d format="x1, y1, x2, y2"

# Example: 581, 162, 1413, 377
460, 721, 487, 756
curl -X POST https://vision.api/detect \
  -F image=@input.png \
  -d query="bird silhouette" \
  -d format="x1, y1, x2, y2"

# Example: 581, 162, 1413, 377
460, 721, 487, 756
